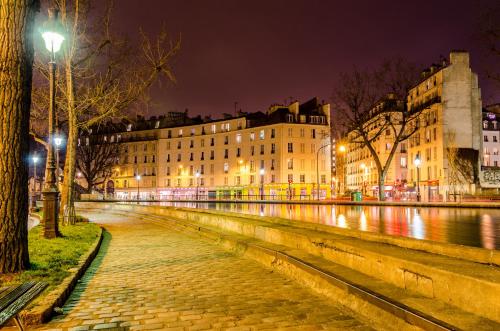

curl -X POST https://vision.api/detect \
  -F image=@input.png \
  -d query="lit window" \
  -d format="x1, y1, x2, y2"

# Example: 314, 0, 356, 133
259, 130, 265, 140
236, 133, 241, 143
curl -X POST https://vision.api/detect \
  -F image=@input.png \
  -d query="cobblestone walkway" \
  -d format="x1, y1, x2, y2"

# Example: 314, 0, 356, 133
37, 210, 370, 331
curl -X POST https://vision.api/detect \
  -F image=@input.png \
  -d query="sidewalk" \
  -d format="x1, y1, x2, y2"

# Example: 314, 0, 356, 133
36, 209, 370, 331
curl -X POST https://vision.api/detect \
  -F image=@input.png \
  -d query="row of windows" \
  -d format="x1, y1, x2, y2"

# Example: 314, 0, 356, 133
484, 135, 499, 143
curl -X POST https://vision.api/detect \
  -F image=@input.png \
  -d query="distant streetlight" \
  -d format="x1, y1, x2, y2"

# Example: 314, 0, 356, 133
316, 144, 330, 200
32, 155, 39, 209
259, 168, 265, 200
195, 171, 200, 200
54, 136, 63, 188
41, 8, 65, 238
136, 175, 141, 201
414, 155, 422, 202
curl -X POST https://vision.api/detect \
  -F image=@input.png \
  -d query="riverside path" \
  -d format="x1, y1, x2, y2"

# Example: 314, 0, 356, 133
36, 209, 371, 331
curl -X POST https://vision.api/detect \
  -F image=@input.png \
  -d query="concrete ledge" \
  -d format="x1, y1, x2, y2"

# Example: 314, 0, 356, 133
21, 226, 104, 325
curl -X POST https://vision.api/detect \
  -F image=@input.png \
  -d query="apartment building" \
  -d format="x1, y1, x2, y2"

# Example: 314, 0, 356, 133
406, 51, 482, 200
341, 51, 482, 200
83, 98, 332, 200
482, 105, 500, 168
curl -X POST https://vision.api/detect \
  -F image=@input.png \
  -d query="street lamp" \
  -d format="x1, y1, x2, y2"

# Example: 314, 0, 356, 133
360, 163, 368, 196
136, 175, 141, 201
32, 155, 39, 209
54, 136, 63, 188
259, 168, 265, 200
414, 155, 422, 202
41, 8, 65, 238
195, 171, 200, 200
316, 144, 330, 200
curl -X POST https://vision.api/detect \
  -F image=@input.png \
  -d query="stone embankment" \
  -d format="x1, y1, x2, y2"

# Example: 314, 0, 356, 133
78, 202, 500, 331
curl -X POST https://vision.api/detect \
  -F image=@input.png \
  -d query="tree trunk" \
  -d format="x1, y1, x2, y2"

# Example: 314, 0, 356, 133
0, 0, 39, 273
60, 60, 77, 213
378, 171, 387, 201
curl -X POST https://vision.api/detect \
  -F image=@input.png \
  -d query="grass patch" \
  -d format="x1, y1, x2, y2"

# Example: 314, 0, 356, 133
0, 223, 101, 293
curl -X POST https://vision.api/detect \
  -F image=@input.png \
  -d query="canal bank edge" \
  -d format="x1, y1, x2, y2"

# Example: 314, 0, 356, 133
77, 201, 499, 266
79, 198, 500, 209
21, 226, 104, 325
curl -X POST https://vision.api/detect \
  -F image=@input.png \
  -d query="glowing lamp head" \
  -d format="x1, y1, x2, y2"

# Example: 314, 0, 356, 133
360, 163, 366, 169
32, 156, 39, 164
259, 168, 265, 175
136, 175, 141, 181
414, 156, 421, 167
339, 145, 346, 153
77, 172, 82, 178
195, 172, 200, 178
54, 136, 63, 147
41, 8, 65, 54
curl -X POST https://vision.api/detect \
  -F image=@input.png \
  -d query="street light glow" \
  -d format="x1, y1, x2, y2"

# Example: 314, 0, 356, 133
259, 168, 265, 175
54, 136, 63, 146
338, 145, 346, 153
42, 31, 65, 53
32, 156, 39, 164
136, 175, 141, 181
414, 155, 421, 167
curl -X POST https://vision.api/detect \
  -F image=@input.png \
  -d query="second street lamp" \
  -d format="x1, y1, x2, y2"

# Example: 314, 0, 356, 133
32, 155, 39, 209
414, 155, 422, 202
195, 171, 200, 200
136, 175, 141, 201
41, 8, 65, 238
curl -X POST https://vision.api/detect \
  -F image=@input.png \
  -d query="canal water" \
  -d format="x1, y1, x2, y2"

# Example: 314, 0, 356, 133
151, 202, 500, 250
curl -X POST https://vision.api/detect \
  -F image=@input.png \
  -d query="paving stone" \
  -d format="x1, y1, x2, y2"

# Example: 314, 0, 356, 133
35, 210, 370, 331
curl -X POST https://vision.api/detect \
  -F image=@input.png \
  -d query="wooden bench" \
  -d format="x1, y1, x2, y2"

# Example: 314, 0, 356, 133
0, 281, 47, 330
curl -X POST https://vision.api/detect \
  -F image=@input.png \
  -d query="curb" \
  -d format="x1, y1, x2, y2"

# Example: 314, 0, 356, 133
21, 226, 104, 325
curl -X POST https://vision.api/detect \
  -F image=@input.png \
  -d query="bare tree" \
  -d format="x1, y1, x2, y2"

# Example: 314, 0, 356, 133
31, 0, 180, 213
76, 137, 120, 194
0, 0, 39, 273
446, 131, 479, 200
332, 59, 420, 201
478, 1, 500, 86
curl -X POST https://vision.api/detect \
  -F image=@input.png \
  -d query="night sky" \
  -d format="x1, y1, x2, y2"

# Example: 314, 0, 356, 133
114, 0, 499, 118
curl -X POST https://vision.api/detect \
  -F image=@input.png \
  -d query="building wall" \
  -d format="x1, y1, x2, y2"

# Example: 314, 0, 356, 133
101, 100, 331, 200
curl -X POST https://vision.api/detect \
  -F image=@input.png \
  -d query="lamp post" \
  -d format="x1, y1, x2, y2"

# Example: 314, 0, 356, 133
136, 175, 141, 202
360, 163, 367, 196
41, 8, 65, 239
414, 155, 422, 202
259, 168, 265, 200
195, 171, 200, 200
32, 155, 39, 209
316, 144, 330, 200
54, 136, 63, 189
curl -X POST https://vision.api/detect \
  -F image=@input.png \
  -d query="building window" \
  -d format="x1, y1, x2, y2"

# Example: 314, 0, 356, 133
287, 158, 293, 170
288, 128, 293, 137
166, 166, 170, 176
210, 150, 215, 160
493, 136, 498, 142
300, 115, 306, 123
224, 149, 229, 159
224, 163, 229, 173
190, 140, 194, 148
144, 156, 148, 163
311, 129, 316, 138
201, 151, 205, 160
177, 154, 181, 162
177, 141, 181, 149
235, 176, 241, 185
259, 130, 265, 140
400, 157, 407, 168
271, 143, 276, 154
250, 175, 255, 184
321, 175, 326, 184
134, 156, 137, 164
250, 132, 255, 141
300, 174, 305, 183
271, 129, 275, 138
152, 155, 155, 163
210, 138, 215, 146
167, 154, 170, 162
178, 129, 183, 137
201, 139, 205, 147
191, 128, 195, 136
288, 143, 293, 153
260, 145, 264, 155
251, 146, 255, 156
211, 124, 216, 134
236, 148, 241, 157
236, 133, 241, 144
484, 135, 489, 142
224, 136, 229, 144
190, 153, 193, 161
287, 114, 294, 122
288, 174, 293, 182
271, 159, 275, 170
200, 164, 205, 174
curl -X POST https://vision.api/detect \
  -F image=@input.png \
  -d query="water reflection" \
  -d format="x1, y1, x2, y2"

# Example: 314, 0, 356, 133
153, 201, 500, 249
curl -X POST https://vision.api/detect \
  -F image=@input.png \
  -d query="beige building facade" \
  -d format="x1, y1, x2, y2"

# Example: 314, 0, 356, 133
341, 51, 482, 200
87, 98, 332, 200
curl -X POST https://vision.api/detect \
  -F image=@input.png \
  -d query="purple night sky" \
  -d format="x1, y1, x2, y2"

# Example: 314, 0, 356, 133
114, 0, 499, 118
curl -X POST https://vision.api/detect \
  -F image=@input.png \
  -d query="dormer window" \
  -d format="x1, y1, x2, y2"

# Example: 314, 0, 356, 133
155, 121, 160, 129
178, 129, 183, 137
286, 114, 294, 122
127, 124, 132, 132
